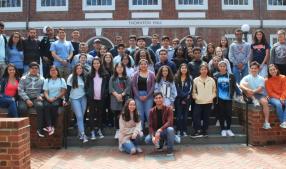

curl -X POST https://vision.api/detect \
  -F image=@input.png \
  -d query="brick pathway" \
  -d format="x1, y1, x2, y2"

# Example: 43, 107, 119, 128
32, 144, 286, 169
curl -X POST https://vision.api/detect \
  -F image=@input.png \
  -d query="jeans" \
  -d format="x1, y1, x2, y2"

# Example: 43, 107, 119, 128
145, 127, 175, 152
258, 64, 268, 78
217, 99, 232, 130
0, 95, 18, 117
70, 96, 87, 134
269, 98, 286, 123
122, 136, 141, 154
0, 62, 7, 78
193, 103, 212, 131
18, 99, 44, 130
175, 98, 188, 132
233, 64, 248, 95
135, 91, 153, 128
23, 64, 29, 74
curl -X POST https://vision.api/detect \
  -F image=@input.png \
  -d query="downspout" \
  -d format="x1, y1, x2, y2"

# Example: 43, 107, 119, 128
259, 0, 263, 29
26, 0, 31, 30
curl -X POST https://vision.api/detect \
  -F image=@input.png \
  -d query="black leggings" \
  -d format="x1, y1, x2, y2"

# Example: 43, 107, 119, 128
88, 99, 104, 130
217, 99, 232, 130
113, 110, 121, 129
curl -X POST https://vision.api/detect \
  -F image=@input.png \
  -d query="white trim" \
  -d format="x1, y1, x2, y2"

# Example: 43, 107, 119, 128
82, 0, 115, 11
175, 0, 208, 10
85, 13, 113, 19
178, 12, 206, 18
95, 27, 102, 36
221, 0, 253, 10
142, 27, 149, 36
263, 20, 286, 27
189, 27, 196, 35
86, 36, 114, 47
2, 22, 26, 29
270, 34, 278, 46
267, 0, 286, 10
129, 0, 162, 10
131, 12, 159, 19
225, 33, 252, 43
36, 0, 69, 12
0, 0, 22, 12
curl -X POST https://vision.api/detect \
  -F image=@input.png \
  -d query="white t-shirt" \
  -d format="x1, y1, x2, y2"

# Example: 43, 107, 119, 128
0, 34, 5, 61
67, 74, 85, 99
43, 78, 67, 98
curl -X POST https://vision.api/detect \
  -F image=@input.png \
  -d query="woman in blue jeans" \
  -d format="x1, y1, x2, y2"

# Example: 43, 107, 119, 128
119, 99, 143, 154
65, 64, 88, 143
265, 64, 286, 128
0, 64, 20, 117
131, 59, 155, 129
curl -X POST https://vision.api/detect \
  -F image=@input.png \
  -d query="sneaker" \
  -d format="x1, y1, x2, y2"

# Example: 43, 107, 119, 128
182, 132, 188, 137
97, 129, 104, 139
166, 149, 174, 156
253, 99, 260, 107
37, 130, 45, 138
201, 131, 208, 137
215, 120, 220, 127
90, 130, 96, 140
43, 127, 50, 132
221, 130, 227, 137
262, 122, 271, 130
176, 131, 181, 136
226, 130, 235, 137
82, 134, 88, 143
190, 131, 203, 138
114, 129, 120, 139
175, 135, 181, 143
279, 122, 286, 129
136, 147, 143, 153
48, 127, 55, 136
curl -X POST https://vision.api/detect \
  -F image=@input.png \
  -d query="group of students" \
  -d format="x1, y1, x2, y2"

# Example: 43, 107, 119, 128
1, 20, 286, 155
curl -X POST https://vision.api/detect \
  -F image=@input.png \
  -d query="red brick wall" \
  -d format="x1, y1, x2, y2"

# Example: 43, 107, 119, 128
0, 118, 30, 169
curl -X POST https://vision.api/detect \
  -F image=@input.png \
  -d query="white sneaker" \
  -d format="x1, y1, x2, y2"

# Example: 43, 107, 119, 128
226, 130, 235, 137
221, 130, 227, 137
183, 132, 188, 137
176, 131, 180, 136
136, 147, 143, 153
215, 120, 220, 127
90, 130, 96, 140
253, 99, 260, 107
280, 122, 286, 129
114, 129, 120, 139
175, 135, 181, 143
262, 122, 271, 130
82, 134, 88, 143
97, 129, 104, 139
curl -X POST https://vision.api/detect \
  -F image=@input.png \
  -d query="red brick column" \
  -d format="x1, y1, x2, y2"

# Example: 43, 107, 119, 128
0, 118, 30, 169
234, 102, 286, 146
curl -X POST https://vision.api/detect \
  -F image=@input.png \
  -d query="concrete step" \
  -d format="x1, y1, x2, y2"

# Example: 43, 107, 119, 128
67, 125, 245, 137
66, 134, 247, 147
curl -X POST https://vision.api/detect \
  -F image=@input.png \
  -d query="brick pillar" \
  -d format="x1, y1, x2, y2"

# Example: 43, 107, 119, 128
0, 118, 30, 169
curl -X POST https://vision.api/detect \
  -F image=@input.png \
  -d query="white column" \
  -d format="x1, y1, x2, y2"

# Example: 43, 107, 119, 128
142, 27, 149, 36
95, 27, 102, 36
189, 27, 196, 35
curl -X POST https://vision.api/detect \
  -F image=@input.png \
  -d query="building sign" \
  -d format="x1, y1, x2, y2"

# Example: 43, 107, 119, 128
128, 20, 162, 26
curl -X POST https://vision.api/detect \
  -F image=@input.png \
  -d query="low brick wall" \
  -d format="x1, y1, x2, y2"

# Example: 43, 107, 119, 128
0, 118, 30, 169
234, 102, 286, 146
0, 107, 65, 149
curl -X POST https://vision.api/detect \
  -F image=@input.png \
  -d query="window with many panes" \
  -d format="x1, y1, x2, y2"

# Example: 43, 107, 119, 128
0, 0, 22, 12
222, 0, 253, 10
176, 0, 208, 10
268, 0, 286, 10
129, 0, 162, 10
83, 0, 115, 10
37, 0, 68, 11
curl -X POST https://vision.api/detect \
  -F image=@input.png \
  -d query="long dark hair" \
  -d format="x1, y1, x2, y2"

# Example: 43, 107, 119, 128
47, 65, 61, 79
112, 63, 127, 81
2, 64, 20, 79
267, 64, 280, 78
102, 52, 113, 74
173, 45, 186, 59
8, 32, 23, 51
121, 99, 140, 123
253, 29, 268, 45
90, 57, 107, 78
175, 63, 191, 84
219, 36, 229, 48
134, 49, 153, 66
71, 63, 85, 88
121, 54, 132, 68
156, 65, 174, 83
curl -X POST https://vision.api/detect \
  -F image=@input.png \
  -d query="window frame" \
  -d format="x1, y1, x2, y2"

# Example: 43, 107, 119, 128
221, 0, 253, 10
267, 0, 286, 10
175, 0, 208, 10
82, 0, 115, 11
129, 0, 162, 10
0, 0, 22, 12
225, 34, 252, 44
270, 34, 278, 46
36, 0, 69, 12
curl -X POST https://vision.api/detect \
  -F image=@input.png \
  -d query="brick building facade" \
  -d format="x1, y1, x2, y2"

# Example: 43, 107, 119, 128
0, 0, 286, 47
